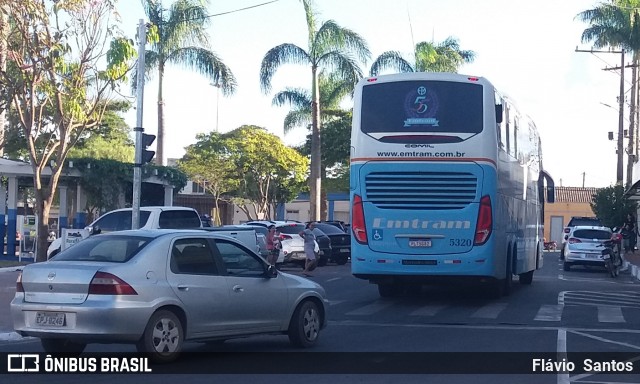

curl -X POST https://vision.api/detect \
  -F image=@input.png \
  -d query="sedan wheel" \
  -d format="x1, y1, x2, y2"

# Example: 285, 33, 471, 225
137, 310, 183, 363
288, 300, 321, 348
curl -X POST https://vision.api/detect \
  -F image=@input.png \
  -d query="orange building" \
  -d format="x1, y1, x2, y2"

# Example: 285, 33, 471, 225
545, 186, 599, 244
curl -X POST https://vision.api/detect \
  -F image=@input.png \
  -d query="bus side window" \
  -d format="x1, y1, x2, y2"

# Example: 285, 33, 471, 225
513, 116, 519, 159
504, 105, 511, 154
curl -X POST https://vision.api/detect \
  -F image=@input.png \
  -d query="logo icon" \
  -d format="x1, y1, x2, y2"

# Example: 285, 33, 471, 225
372, 229, 383, 241
7, 354, 40, 372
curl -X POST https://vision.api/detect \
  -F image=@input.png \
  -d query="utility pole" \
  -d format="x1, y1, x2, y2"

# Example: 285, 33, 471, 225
132, 20, 147, 229
576, 47, 625, 185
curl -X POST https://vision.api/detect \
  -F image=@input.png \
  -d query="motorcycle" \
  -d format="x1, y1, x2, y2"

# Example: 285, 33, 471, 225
543, 240, 557, 251
600, 232, 623, 278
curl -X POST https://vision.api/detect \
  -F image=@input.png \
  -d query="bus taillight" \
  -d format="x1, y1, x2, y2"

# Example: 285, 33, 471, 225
352, 194, 368, 244
474, 195, 492, 245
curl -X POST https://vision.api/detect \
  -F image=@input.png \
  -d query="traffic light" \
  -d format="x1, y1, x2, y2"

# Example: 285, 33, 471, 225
141, 133, 156, 164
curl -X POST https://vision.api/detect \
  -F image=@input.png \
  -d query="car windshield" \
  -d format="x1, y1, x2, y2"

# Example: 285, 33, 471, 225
52, 235, 151, 263
572, 229, 611, 240
314, 223, 345, 234
277, 224, 305, 234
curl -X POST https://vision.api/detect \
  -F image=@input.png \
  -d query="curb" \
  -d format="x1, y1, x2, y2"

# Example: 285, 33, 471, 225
0, 266, 23, 273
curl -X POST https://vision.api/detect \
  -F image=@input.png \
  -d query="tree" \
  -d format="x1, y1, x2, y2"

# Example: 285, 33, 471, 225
68, 101, 135, 162
177, 131, 239, 226
259, 0, 369, 220
0, 0, 136, 262
576, 1, 640, 188
591, 184, 637, 229
224, 125, 309, 221
369, 36, 475, 76
141, 0, 237, 165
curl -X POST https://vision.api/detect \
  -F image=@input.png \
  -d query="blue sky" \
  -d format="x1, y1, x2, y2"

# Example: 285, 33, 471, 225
117, 0, 624, 188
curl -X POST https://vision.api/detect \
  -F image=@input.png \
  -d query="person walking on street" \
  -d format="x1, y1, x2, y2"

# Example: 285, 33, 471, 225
622, 214, 637, 267
266, 225, 279, 266
300, 222, 318, 277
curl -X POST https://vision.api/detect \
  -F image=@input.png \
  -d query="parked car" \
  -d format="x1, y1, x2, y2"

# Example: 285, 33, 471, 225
562, 225, 612, 271
11, 229, 327, 363
310, 222, 350, 265
560, 216, 603, 260
47, 206, 203, 258
234, 224, 270, 259
259, 222, 331, 267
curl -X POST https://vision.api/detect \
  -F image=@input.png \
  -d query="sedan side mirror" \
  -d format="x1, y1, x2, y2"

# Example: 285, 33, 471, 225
266, 264, 278, 278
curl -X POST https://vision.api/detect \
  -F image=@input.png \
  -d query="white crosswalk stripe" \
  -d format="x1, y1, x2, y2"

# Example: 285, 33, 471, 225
409, 305, 446, 317
534, 304, 564, 321
471, 302, 508, 319
597, 306, 625, 323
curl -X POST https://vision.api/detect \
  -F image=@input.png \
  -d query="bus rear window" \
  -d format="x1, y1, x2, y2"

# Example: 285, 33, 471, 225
361, 80, 483, 134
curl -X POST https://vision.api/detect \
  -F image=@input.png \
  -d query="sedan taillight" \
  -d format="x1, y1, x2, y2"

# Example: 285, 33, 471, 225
568, 238, 582, 244
88, 272, 137, 295
16, 272, 23, 293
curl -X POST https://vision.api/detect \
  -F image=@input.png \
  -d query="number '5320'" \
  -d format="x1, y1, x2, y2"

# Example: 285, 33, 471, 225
450, 239, 472, 246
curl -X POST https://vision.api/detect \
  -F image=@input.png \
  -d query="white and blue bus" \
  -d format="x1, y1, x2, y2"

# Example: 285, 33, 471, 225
350, 72, 555, 297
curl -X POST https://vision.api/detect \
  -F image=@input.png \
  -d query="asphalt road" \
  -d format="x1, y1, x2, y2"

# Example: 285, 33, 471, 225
1, 252, 640, 383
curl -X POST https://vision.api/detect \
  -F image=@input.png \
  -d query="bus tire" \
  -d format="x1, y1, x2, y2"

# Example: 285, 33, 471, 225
504, 253, 513, 296
519, 270, 534, 285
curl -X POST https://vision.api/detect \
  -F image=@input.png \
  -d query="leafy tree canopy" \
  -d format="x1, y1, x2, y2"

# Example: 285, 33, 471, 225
590, 184, 637, 228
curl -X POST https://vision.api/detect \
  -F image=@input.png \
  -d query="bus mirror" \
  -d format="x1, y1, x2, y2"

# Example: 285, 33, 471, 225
495, 104, 503, 124
546, 186, 555, 203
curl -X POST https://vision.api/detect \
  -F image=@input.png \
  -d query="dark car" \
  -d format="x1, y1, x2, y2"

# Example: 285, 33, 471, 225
310, 228, 332, 267
312, 222, 350, 265
315, 220, 349, 233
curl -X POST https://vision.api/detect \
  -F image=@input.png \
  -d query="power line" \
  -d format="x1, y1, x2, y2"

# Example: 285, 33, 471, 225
154, 0, 281, 24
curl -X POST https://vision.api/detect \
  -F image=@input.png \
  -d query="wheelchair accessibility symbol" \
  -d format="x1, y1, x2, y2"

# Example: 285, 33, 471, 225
372, 229, 383, 241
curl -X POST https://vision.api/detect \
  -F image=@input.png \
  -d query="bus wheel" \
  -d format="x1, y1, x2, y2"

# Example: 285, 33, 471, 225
519, 270, 534, 285
378, 283, 402, 298
504, 264, 513, 295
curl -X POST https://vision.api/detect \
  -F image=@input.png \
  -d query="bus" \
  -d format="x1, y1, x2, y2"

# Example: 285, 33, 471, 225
350, 72, 555, 297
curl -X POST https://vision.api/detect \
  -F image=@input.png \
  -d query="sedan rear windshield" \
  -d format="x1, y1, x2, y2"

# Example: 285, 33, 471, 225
277, 224, 305, 234
572, 230, 611, 240
52, 235, 151, 263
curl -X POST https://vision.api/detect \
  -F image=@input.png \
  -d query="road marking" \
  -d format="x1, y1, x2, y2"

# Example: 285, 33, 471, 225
534, 304, 563, 321
597, 306, 625, 323
471, 302, 508, 319
557, 328, 570, 384
409, 305, 446, 317
346, 301, 395, 316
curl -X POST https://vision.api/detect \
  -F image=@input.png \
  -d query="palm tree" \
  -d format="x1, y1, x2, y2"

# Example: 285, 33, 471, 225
259, 0, 370, 221
576, 1, 640, 188
142, 0, 236, 165
272, 71, 355, 134
369, 36, 475, 76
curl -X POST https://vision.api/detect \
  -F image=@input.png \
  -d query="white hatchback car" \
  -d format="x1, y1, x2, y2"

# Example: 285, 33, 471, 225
563, 225, 613, 271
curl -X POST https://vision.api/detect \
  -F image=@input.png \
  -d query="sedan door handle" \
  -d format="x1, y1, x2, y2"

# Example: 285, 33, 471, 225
232, 285, 244, 293
177, 285, 190, 291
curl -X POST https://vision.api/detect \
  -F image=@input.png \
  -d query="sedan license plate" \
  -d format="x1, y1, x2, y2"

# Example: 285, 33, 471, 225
340, 248, 350, 253
35, 312, 65, 327
409, 239, 431, 248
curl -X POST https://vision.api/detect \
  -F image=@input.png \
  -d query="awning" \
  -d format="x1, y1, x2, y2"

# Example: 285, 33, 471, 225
624, 179, 640, 200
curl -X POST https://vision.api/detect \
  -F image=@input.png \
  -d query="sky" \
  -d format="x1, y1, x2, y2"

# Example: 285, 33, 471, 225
116, 0, 627, 188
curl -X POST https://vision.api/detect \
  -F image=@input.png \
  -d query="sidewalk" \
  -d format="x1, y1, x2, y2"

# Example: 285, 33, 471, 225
623, 249, 640, 279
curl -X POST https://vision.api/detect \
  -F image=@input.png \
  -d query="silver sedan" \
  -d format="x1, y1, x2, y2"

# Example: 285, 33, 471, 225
11, 229, 328, 363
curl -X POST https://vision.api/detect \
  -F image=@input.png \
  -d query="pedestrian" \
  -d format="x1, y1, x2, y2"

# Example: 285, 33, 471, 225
300, 222, 318, 276
622, 213, 637, 255
266, 225, 279, 266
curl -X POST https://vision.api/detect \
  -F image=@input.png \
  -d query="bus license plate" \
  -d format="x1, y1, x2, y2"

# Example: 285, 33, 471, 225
409, 240, 431, 248
35, 312, 65, 327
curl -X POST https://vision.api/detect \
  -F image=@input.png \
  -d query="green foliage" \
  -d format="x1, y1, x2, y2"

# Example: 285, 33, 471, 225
590, 184, 637, 228
106, 37, 137, 81
69, 157, 187, 214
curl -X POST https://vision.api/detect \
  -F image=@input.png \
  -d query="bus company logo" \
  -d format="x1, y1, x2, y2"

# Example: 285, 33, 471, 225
404, 85, 440, 127
7, 354, 40, 372
372, 218, 471, 230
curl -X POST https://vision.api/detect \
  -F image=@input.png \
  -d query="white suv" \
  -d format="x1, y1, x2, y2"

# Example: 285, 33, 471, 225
47, 206, 202, 258
563, 225, 612, 271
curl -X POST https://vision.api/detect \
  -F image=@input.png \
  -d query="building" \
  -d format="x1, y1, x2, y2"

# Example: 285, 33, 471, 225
545, 186, 599, 244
